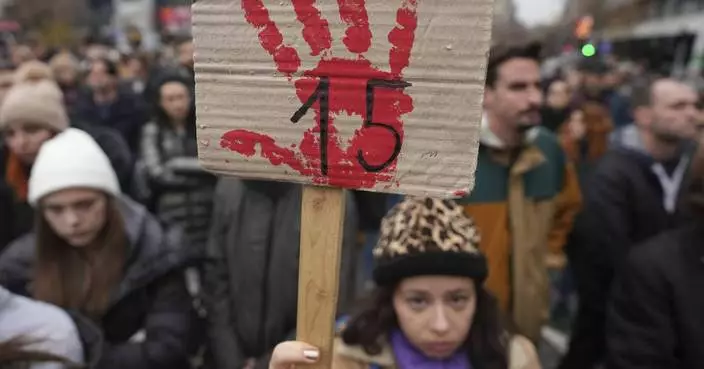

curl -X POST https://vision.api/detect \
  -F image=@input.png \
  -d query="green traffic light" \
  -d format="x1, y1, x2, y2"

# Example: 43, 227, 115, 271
581, 43, 596, 57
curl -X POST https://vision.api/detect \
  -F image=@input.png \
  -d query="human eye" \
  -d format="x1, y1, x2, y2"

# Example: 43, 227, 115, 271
447, 293, 471, 309
44, 205, 63, 216
405, 295, 429, 311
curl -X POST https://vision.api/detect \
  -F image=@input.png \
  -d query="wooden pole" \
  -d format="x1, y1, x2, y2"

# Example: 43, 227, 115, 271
296, 185, 346, 369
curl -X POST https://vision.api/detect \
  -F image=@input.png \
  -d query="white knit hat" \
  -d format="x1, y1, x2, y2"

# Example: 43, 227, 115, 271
29, 128, 120, 205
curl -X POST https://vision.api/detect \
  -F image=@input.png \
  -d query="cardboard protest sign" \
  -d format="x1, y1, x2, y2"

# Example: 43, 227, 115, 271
192, 0, 494, 198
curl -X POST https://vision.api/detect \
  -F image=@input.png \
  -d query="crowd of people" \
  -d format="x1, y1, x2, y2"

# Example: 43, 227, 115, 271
0, 32, 702, 369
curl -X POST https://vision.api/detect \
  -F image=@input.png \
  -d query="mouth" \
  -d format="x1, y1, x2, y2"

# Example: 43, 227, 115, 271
421, 342, 458, 357
69, 232, 92, 240
525, 110, 541, 119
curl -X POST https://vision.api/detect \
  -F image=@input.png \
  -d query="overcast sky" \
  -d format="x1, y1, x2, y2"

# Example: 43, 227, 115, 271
514, 0, 567, 26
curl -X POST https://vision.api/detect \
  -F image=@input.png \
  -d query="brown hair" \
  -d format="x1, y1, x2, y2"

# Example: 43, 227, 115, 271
0, 337, 80, 369
485, 41, 542, 88
341, 283, 511, 369
33, 196, 127, 320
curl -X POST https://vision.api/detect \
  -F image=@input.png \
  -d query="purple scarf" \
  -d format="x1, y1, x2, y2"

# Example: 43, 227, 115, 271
390, 329, 472, 369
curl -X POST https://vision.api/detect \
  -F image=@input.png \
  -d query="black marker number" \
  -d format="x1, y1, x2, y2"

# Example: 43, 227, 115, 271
359, 79, 410, 172
291, 77, 330, 175
291, 77, 411, 176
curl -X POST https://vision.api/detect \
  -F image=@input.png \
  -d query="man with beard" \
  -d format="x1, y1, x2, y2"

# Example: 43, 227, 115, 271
560, 77, 699, 369
458, 42, 582, 343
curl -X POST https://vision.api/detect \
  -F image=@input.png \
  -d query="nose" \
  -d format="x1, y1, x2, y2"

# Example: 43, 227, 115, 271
63, 209, 80, 229
529, 87, 543, 107
11, 131, 29, 151
429, 306, 450, 335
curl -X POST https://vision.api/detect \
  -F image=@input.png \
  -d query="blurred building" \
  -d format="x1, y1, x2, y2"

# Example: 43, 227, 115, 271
600, 0, 704, 75
492, 0, 529, 43
113, 0, 158, 52
1, 0, 88, 46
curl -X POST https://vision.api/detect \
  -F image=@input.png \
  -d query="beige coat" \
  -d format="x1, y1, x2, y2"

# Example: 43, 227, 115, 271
330, 335, 541, 369
462, 124, 582, 341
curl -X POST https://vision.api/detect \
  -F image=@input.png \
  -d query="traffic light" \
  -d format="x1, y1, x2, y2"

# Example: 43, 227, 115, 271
575, 16, 594, 40
581, 43, 596, 57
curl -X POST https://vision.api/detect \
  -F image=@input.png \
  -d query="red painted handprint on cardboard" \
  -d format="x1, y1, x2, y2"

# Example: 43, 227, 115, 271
219, 0, 418, 189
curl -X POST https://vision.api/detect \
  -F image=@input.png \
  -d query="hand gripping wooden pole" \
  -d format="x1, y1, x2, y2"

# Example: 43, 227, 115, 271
296, 186, 346, 369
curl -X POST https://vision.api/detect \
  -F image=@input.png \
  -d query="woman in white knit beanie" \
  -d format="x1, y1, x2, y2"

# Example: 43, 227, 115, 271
0, 128, 202, 368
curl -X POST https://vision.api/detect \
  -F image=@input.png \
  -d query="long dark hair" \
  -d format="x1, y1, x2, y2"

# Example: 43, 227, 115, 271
152, 74, 198, 156
341, 282, 510, 369
33, 196, 127, 320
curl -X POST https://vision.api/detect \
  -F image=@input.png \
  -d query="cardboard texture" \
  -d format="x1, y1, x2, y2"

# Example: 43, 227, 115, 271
192, 0, 494, 198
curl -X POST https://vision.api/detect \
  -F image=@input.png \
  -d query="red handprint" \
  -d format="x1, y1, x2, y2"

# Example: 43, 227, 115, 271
220, 0, 418, 189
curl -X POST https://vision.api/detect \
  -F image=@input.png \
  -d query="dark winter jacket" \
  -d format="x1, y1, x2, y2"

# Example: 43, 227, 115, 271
0, 196, 203, 369
203, 179, 359, 369
607, 221, 704, 369
75, 86, 149, 153
0, 147, 33, 250
0, 181, 29, 252
561, 126, 695, 369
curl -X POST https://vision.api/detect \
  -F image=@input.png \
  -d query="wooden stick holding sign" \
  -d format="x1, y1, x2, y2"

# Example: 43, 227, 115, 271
192, 0, 494, 367
297, 186, 345, 369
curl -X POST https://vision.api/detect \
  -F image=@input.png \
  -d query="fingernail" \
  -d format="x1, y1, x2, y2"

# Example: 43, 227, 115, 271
303, 349, 319, 360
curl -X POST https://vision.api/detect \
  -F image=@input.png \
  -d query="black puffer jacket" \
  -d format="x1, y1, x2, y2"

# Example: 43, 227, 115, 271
0, 196, 203, 369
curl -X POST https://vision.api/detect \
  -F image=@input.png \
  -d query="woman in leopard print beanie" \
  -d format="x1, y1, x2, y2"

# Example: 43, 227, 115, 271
269, 198, 541, 369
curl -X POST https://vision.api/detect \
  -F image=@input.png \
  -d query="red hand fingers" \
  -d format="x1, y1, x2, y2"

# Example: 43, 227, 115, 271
336, 0, 372, 54
388, 0, 418, 78
292, 0, 333, 56
241, 0, 301, 76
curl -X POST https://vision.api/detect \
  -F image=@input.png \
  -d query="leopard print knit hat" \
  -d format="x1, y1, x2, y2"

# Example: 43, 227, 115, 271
372, 197, 488, 286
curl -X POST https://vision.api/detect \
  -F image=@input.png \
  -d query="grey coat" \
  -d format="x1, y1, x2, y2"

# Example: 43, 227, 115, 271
203, 179, 359, 369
